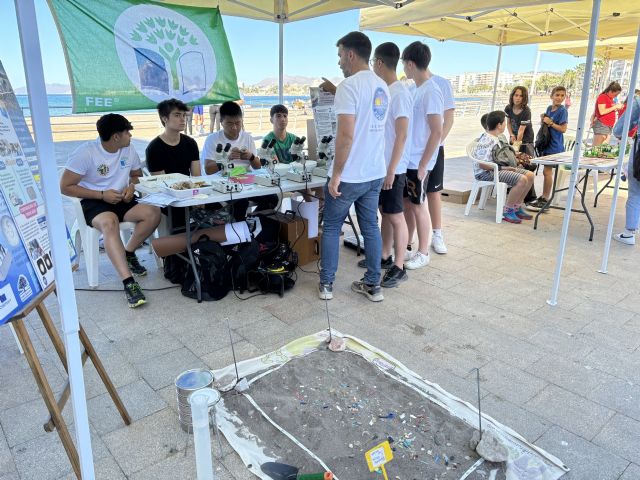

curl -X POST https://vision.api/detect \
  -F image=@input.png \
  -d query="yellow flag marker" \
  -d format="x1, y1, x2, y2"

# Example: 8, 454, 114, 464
365, 440, 393, 480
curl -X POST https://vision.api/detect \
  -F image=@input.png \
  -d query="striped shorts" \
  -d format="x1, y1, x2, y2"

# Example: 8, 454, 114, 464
475, 168, 528, 187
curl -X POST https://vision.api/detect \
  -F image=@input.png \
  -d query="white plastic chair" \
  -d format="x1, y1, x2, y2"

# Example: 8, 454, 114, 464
67, 196, 140, 288
464, 141, 508, 224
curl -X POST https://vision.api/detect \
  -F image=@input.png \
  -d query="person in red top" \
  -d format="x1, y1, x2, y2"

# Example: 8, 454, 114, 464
592, 81, 624, 145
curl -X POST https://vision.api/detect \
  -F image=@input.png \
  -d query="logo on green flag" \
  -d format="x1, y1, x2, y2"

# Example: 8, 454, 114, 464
49, 1, 239, 113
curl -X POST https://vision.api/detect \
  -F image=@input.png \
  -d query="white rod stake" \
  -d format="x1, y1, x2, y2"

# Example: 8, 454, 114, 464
490, 44, 503, 110
278, 0, 285, 104
599, 27, 640, 274
190, 392, 216, 480
14, 0, 95, 477
548, 0, 602, 306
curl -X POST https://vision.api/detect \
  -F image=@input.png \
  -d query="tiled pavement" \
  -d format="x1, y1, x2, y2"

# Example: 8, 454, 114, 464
2, 134, 640, 479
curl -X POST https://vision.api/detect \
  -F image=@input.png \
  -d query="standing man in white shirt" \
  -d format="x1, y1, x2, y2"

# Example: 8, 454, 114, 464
60, 114, 161, 308
402, 42, 444, 270
369, 42, 411, 288
318, 31, 389, 302
426, 72, 455, 255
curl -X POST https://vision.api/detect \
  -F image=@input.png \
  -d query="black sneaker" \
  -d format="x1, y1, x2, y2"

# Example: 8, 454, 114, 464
351, 279, 384, 302
318, 282, 333, 300
124, 281, 146, 308
525, 197, 549, 212
357, 256, 394, 269
381, 265, 408, 288
126, 254, 147, 276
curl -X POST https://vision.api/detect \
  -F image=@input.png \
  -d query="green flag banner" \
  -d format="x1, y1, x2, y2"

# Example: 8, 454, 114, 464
48, 0, 240, 113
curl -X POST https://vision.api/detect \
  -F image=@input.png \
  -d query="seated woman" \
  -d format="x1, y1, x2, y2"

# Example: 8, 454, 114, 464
472, 111, 535, 224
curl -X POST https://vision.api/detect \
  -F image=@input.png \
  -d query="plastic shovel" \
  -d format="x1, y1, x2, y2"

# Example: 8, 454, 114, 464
260, 462, 333, 480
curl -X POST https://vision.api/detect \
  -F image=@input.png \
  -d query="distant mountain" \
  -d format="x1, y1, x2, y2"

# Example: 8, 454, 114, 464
14, 83, 71, 95
252, 75, 342, 87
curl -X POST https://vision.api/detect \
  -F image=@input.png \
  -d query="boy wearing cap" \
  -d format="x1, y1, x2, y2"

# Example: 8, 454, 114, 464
61, 114, 161, 308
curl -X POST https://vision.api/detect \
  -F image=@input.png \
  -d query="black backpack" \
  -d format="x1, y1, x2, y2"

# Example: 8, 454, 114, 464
224, 239, 260, 293
535, 121, 552, 156
181, 236, 230, 301
163, 254, 189, 285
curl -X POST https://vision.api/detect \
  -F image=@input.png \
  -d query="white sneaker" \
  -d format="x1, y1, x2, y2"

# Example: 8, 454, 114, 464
614, 232, 636, 245
431, 232, 448, 254
405, 251, 431, 270
404, 249, 414, 262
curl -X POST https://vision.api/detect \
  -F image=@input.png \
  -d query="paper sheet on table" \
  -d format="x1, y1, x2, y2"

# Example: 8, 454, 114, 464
137, 192, 180, 207
291, 195, 319, 238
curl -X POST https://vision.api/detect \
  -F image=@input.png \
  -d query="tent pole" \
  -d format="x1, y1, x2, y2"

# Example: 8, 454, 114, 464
490, 43, 503, 110
548, 0, 602, 306
599, 26, 640, 274
13, 1, 95, 478
531, 47, 541, 96
278, 4, 284, 104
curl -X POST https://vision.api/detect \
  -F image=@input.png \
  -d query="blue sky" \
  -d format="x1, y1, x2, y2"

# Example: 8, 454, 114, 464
2, 0, 581, 89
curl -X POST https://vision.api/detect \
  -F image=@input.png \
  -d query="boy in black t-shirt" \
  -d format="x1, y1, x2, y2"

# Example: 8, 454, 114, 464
147, 99, 201, 231
147, 99, 201, 176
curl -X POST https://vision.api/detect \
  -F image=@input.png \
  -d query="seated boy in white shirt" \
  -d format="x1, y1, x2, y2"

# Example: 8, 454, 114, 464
201, 101, 277, 220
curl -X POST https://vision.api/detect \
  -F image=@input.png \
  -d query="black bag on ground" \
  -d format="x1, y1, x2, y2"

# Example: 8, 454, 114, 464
535, 122, 552, 157
163, 254, 189, 285
181, 236, 230, 301
224, 239, 260, 293
246, 242, 297, 297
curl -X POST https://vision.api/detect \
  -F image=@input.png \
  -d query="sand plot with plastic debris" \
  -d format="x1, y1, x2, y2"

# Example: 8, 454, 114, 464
214, 332, 568, 480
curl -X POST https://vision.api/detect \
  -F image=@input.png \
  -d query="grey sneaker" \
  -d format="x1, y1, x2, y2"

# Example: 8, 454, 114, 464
381, 265, 408, 288
351, 280, 384, 302
318, 282, 333, 300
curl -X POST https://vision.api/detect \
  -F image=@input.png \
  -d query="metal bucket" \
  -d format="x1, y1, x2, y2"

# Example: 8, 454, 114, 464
175, 368, 215, 433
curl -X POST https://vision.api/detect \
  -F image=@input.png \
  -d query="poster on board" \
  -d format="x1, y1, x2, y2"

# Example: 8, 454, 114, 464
309, 86, 337, 159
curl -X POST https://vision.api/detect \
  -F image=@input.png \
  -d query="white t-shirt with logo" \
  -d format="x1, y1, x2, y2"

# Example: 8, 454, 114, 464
408, 78, 444, 171
66, 138, 141, 191
384, 81, 412, 175
201, 130, 257, 171
430, 74, 455, 147
330, 70, 389, 183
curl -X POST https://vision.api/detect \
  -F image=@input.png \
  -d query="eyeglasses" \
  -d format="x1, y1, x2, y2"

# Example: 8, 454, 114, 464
369, 58, 382, 67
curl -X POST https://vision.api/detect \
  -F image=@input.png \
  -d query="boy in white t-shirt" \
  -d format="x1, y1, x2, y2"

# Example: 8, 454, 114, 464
201, 101, 277, 220
318, 31, 389, 303
369, 41, 411, 288
426, 71, 455, 255
401, 42, 443, 270
61, 114, 161, 308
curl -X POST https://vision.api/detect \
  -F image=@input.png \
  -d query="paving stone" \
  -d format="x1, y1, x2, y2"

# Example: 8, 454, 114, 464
83, 351, 141, 399
102, 408, 189, 476
0, 396, 74, 447
58, 455, 126, 480
619, 463, 640, 479
421, 339, 492, 379
526, 385, 615, 440
593, 414, 640, 464
234, 315, 292, 351
585, 348, 640, 385
111, 327, 184, 364
535, 425, 628, 480
135, 348, 207, 390
0, 355, 66, 411
525, 353, 614, 398
527, 327, 597, 361
11, 425, 109, 480
88, 379, 167, 435
472, 360, 548, 405
481, 394, 551, 442
0, 433, 16, 477
201, 340, 263, 371
587, 378, 640, 422
471, 333, 542, 370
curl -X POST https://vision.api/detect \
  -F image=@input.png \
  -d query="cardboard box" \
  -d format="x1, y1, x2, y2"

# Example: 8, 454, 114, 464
273, 212, 320, 266
441, 180, 472, 205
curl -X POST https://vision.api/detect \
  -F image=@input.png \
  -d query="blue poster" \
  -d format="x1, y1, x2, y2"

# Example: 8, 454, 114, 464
0, 189, 41, 325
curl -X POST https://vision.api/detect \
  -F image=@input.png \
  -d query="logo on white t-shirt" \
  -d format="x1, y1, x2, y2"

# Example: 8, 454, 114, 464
97, 164, 109, 176
373, 87, 389, 121
114, 5, 217, 103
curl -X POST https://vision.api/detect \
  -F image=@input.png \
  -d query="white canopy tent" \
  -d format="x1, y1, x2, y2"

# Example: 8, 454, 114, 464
361, 0, 640, 304
13, 1, 94, 478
